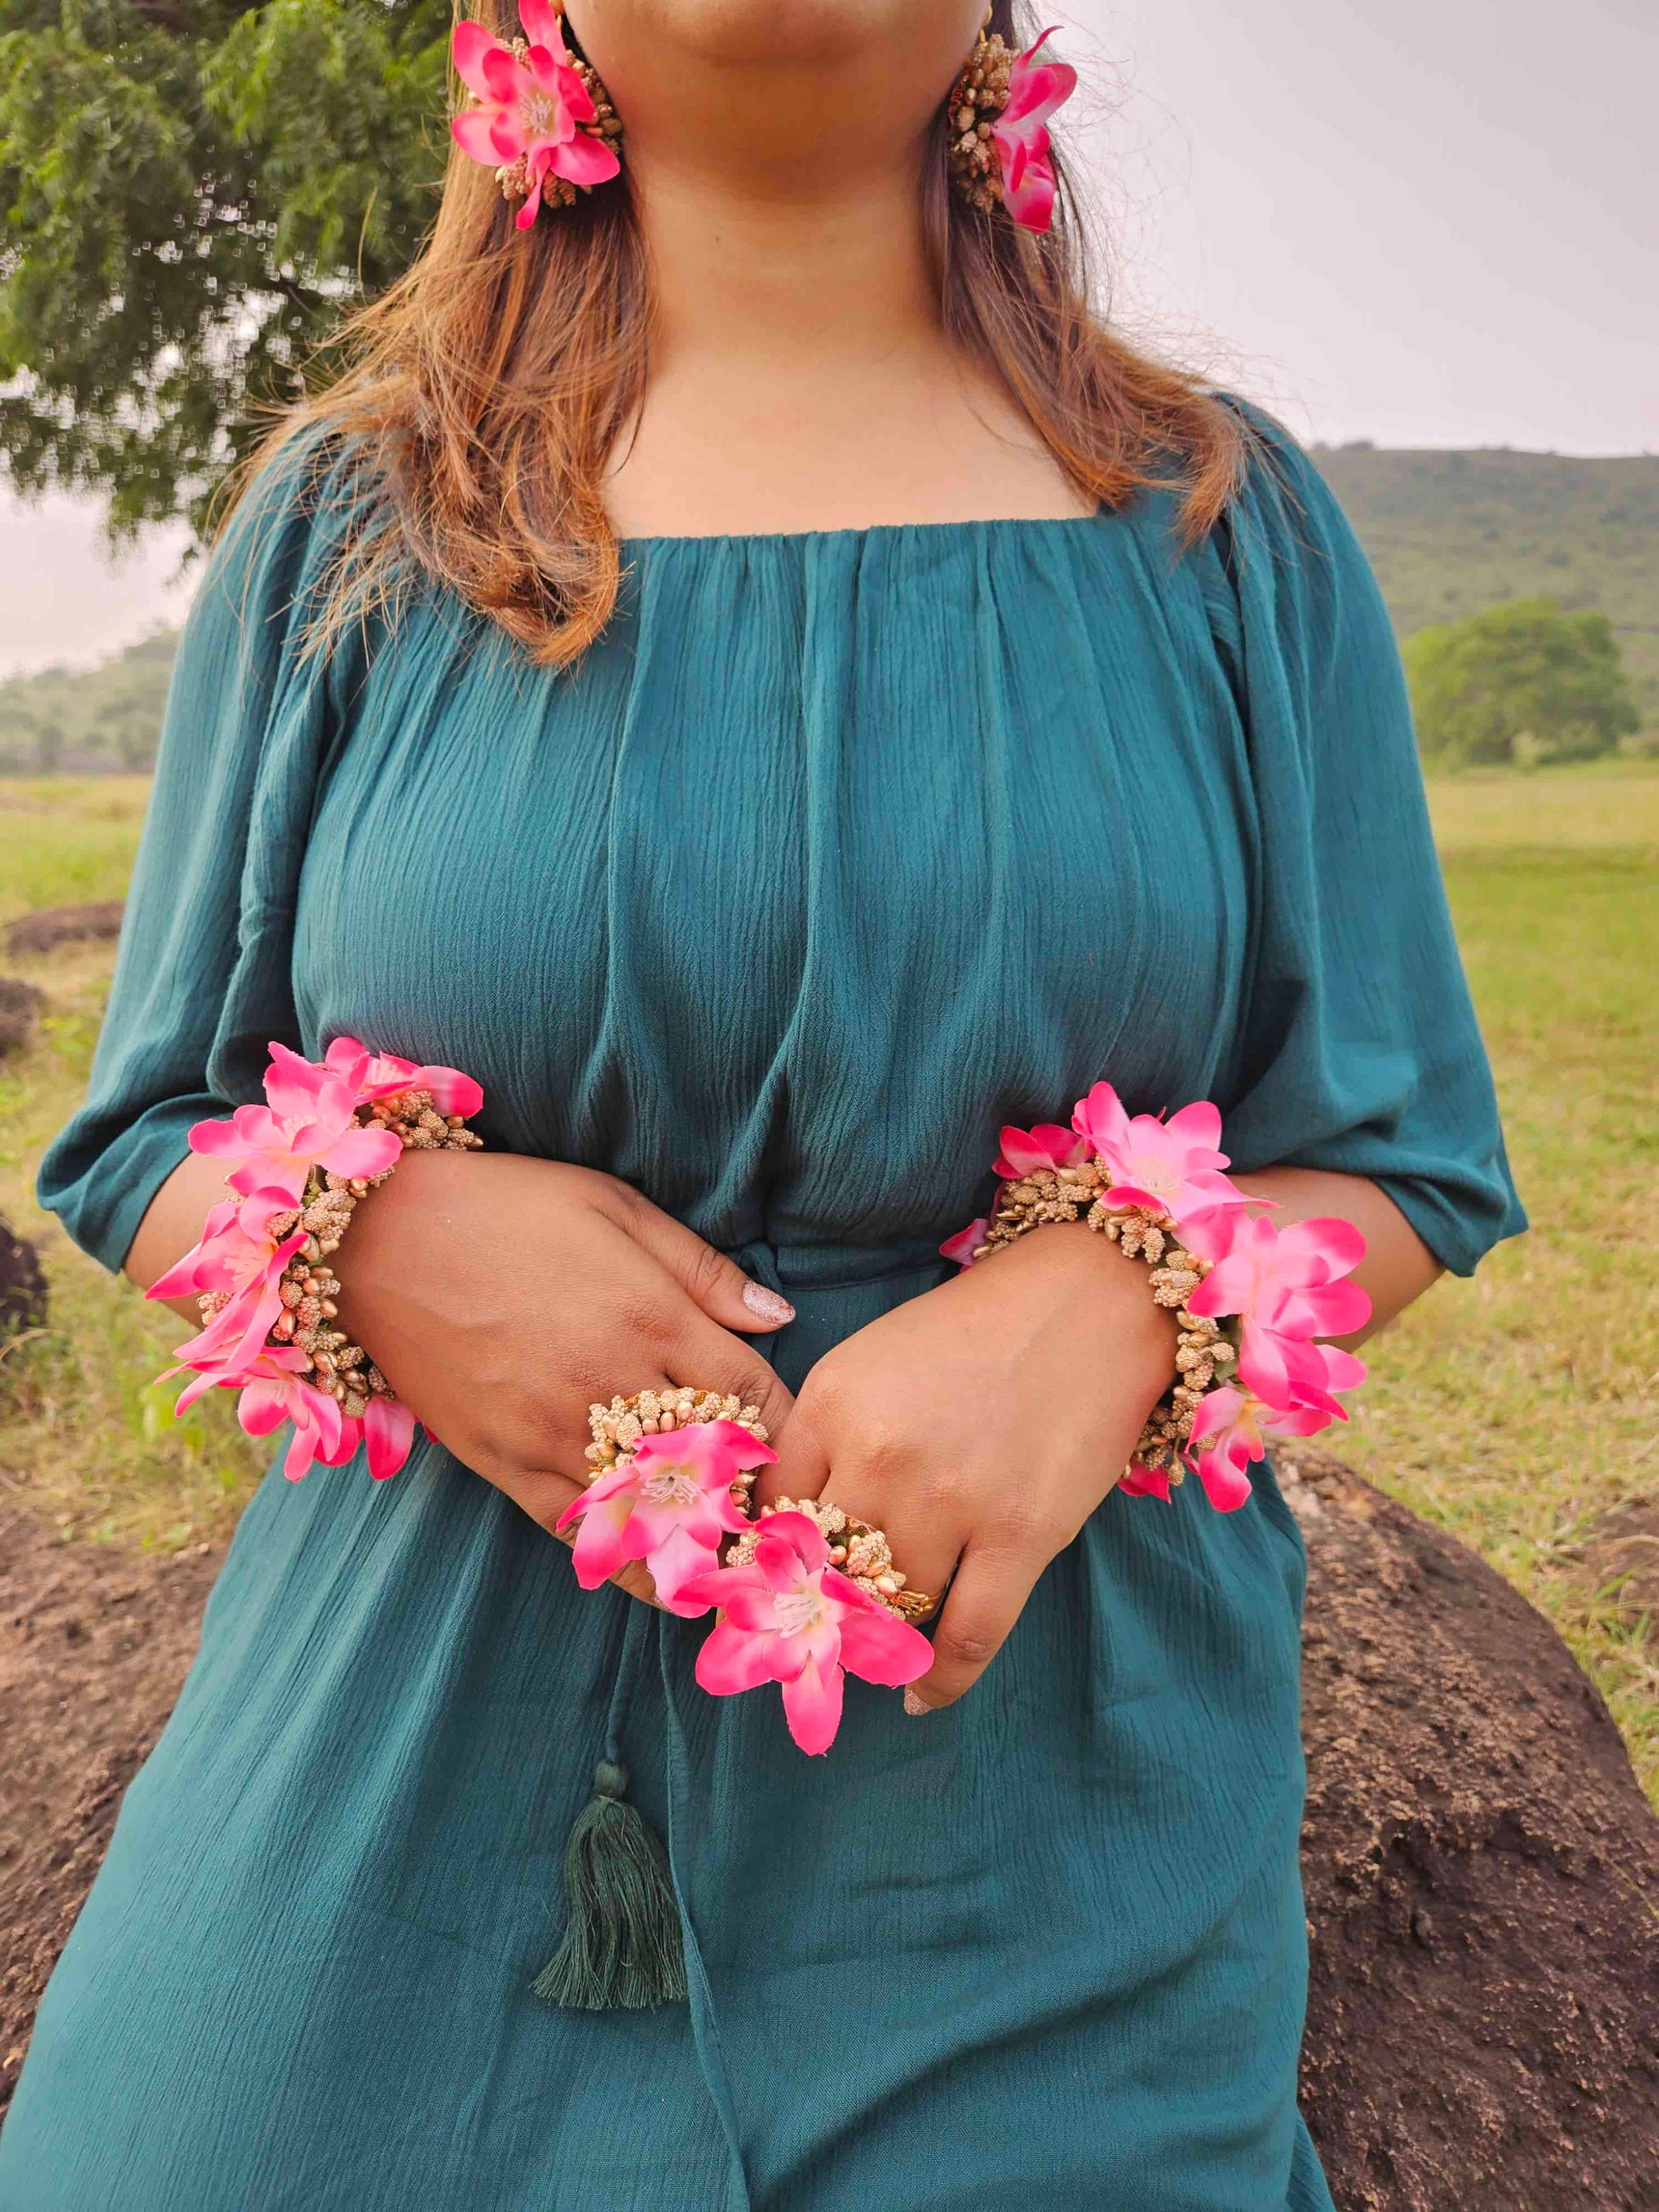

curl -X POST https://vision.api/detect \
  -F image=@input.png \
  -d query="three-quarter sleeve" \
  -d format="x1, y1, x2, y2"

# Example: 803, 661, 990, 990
38, 432, 369, 1272
1201, 410, 1526, 1275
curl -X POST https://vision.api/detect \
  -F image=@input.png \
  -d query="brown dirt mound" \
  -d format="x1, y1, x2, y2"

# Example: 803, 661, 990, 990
1, 1468, 1656, 2208
3, 901, 124, 958
1287, 1452, 1658, 2209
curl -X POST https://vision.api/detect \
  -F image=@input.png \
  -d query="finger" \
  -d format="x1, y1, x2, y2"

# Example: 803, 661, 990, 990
609, 1187, 797, 1337
488, 1453, 669, 1613
756, 1405, 831, 1509
665, 1308, 798, 1447
905, 1540, 1046, 1713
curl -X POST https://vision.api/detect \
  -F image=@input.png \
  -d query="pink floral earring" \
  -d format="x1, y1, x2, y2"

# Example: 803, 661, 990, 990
450, 0, 623, 228
946, 15, 1076, 234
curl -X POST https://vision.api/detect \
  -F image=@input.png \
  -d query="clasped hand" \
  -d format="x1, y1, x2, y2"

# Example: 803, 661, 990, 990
343, 1155, 1173, 1708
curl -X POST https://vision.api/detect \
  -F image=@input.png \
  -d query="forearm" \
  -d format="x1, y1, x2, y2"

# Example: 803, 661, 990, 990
1230, 1166, 1439, 1344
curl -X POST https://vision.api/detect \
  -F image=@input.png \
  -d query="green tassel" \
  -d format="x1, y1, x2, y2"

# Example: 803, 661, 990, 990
531, 1759, 688, 2010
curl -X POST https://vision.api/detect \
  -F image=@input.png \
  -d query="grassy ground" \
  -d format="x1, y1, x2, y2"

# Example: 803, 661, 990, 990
2, 768, 1656, 1794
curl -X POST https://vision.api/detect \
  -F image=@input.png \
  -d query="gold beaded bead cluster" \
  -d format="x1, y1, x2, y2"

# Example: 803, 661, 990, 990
585, 1386, 770, 1481
945, 21, 1016, 214
961, 1158, 1240, 1492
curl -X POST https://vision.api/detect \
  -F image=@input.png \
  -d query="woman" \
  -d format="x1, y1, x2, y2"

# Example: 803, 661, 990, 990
1, 1, 1523, 2205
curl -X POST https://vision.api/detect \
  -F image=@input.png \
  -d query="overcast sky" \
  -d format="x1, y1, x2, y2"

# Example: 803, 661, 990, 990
2, 0, 1653, 678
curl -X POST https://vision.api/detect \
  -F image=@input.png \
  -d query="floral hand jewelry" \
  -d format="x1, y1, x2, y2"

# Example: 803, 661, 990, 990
558, 1389, 936, 1754
147, 1038, 483, 1485
941, 1081, 1371, 1512
450, 0, 622, 227
946, 19, 1077, 233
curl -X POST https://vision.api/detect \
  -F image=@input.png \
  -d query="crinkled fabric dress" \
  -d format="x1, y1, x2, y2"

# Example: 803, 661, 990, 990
3, 414, 1523, 2212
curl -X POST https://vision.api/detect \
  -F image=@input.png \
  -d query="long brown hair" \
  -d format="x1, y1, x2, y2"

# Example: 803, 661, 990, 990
247, 0, 1244, 667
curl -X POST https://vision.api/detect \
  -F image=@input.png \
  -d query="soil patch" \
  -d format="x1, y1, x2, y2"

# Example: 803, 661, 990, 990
3, 902, 124, 958
0, 1507, 222, 2105
1, 1467, 1656, 2209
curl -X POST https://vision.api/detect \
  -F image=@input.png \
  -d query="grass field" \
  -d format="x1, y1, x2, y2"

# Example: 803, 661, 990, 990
2, 768, 1656, 1796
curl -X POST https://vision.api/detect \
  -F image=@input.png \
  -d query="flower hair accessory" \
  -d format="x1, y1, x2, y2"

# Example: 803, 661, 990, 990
946, 17, 1076, 233
148, 1039, 483, 1485
557, 1387, 936, 1754
451, 0, 622, 227
941, 1080, 1371, 1511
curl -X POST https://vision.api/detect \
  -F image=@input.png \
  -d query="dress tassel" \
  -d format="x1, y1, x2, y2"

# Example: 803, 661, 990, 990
531, 1757, 688, 2010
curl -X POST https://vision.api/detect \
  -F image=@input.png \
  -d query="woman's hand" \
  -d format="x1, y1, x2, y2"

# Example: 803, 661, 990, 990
326, 1152, 797, 1603
760, 1223, 1176, 1710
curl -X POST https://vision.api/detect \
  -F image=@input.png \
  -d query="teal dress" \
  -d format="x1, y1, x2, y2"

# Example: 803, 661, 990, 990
4, 417, 1523, 2211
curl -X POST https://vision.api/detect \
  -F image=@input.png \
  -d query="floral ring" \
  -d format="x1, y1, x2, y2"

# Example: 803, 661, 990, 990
568, 1387, 936, 1624
734, 1495, 939, 1626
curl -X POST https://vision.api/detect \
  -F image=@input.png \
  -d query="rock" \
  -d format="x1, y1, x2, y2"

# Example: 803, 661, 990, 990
1286, 1450, 1658, 2211
0, 1221, 47, 1339
4, 901, 124, 957
0, 978, 44, 1061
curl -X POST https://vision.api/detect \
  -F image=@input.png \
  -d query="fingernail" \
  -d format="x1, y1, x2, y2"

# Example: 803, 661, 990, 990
903, 1688, 934, 1718
742, 1281, 795, 1326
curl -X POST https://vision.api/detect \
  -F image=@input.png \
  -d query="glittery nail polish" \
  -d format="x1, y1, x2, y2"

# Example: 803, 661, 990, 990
742, 1280, 795, 1325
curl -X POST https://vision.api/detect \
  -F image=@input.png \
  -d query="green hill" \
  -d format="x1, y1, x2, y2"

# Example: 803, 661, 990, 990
3, 448, 1656, 768
1310, 446, 1659, 719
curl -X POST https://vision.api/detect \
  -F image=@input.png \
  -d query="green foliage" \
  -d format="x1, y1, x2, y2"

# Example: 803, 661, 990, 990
1402, 598, 1639, 769
1312, 446, 1659, 719
0, 628, 174, 769
0, 1, 450, 537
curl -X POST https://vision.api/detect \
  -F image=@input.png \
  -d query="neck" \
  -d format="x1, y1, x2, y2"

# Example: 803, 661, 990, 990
628, 155, 941, 373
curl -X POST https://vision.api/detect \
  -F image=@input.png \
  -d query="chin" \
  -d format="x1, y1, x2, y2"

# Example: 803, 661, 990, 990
566, 0, 986, 72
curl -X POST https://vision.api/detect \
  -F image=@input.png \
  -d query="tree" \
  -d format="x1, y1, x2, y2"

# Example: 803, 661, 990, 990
1403, 598, 1639, 769
0, 1, 450, 540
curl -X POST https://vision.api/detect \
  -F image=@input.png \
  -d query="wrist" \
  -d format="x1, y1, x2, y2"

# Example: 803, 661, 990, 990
986, 1216, 1177, 1412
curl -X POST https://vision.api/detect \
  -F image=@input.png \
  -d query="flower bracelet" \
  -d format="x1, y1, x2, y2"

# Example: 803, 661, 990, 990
556, 1389, 939, 1753
940, 1081, 1373, 1512
147, 1037, 483, 1483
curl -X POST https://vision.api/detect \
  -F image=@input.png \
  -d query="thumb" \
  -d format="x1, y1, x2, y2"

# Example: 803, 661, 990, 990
616, 1193, 796, 1337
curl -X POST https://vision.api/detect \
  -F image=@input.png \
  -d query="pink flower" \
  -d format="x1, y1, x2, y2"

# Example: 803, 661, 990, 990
451, 0, 621, 230
1119, 1461, 1172, 1502
939, 1216, 989, 1268
188, 1043, 402, 1200
153, 1187, 309, 1376
1257, 1336, 1368, 1421
681, 1512, 933, 1755
1183, 1385, 1336, 1513
556, 1419, 777, 1617
163, 1346, 348, 1482
324, 1037, 484, 1120
1071, 1082, 1247, 1234
362, 1395, 418, 1482
993, 1123, 1090, 1178
1186, 1213, 1372, 1409
992, 29, 1077, 234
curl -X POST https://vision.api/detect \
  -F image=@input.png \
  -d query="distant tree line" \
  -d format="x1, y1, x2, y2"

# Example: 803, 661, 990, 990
0, 596, 1650, 778
0, 631, 175, 774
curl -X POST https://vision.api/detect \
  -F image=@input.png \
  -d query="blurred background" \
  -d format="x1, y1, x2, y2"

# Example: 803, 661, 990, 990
0, 1, 1654, 1802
